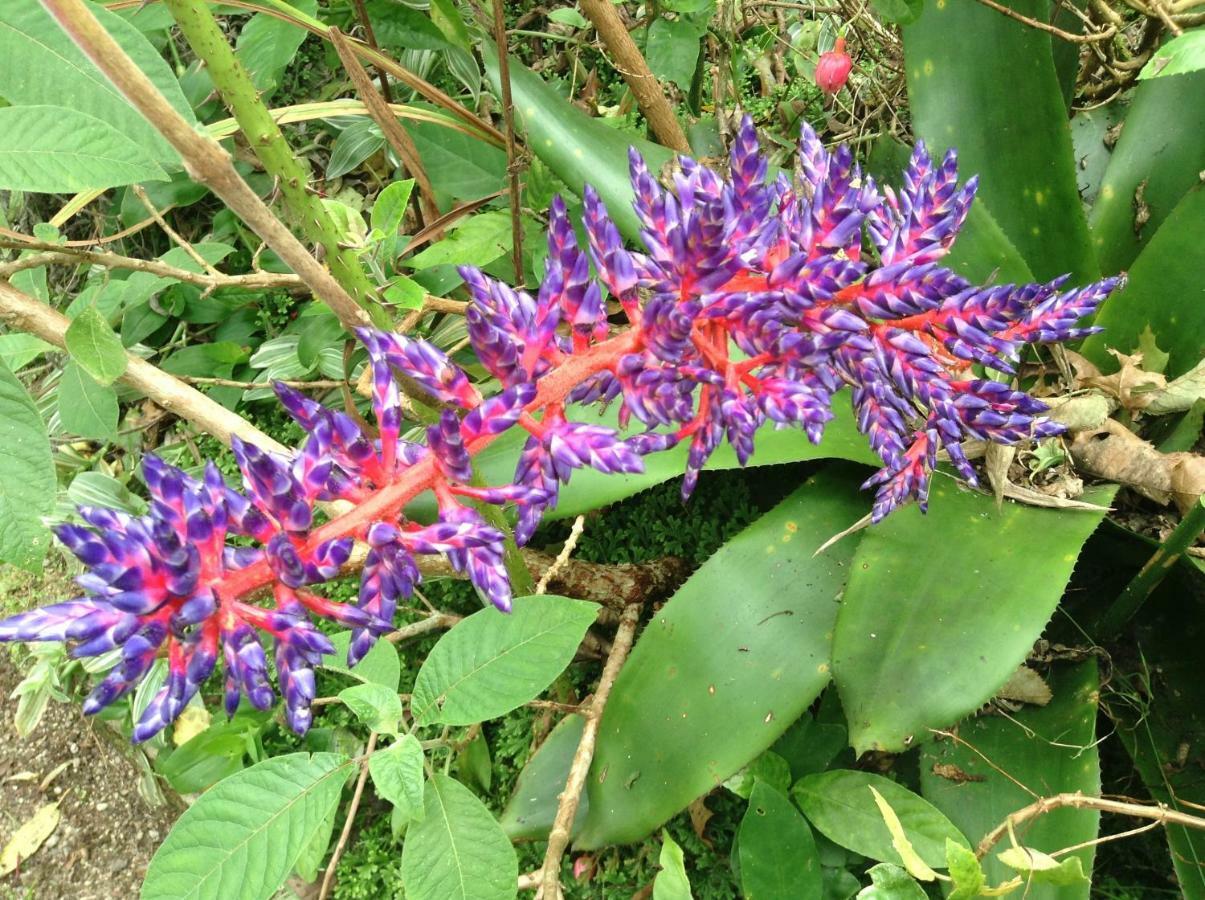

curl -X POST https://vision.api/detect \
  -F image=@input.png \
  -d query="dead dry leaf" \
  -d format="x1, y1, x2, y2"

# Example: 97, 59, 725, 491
930, 763, 985, 784
0, 802, 60, 875
688, 796, 714, 849
1070, 419, 1205, 512
996, 666, 1053, 706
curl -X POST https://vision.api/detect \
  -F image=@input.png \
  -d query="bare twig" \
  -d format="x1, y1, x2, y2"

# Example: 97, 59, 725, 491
330, 27, 441, 227
970, 0, 1118, 41
384, 612, 461, 644
0, 242, 308, 292
131, 185, 220, 276
177, 376, 348, 390
539, 603, 641, 897
0, 280, 287, 454
492, 0, 526, 281
348, 0, 393, 101
976, 792, 1205, 859
40, 0, 375, 332
319, 732, 378, 900
576, 0, 690, 152
535, 516, 586, 595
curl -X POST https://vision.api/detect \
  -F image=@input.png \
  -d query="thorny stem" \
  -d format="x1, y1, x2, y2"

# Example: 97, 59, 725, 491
492, 0, 525, 283
319, 731, 378, 900
39, 0, 372, 332
538, 602, 642, 897
160, 0, 386, 325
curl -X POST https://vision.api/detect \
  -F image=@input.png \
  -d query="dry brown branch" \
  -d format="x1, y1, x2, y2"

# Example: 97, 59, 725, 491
0, 280, 287, 454
971, 0, 1118, 41
177, 376, 347, 390
491, 0, 526, 281
0, 242, 308, 293
131, 185, 219, 276
976, 791, 1205, 858
319, 732, 378, 900
384, 612, 462, 644
577, 0, 690, 152
330, 27, 441, 227
538, 603, 642, 898
348, 0, 393, 101
41, 0, 373, 332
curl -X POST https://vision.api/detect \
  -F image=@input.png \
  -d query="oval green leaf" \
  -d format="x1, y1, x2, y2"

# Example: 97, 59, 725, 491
739, 781, 822, 900
369, 735, 426, 826
791, 770, 969, 869
0, 106, 166, 193
58, 360, 119, 440
66, 304, 128, 386
576, 465, 869, 849
0, 357, 55, 571
410, 594, 598, 726
832, 481, 1113, 752
400, 772, 518, 900
141, 752, 353, 900
322, 631, 401, 690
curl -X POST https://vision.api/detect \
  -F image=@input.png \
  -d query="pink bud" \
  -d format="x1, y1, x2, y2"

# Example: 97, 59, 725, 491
816, 37, 852, 95
572, 855, 594, 881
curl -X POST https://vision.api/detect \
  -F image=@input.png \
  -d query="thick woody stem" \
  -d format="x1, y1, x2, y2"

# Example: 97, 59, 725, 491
539, 603, 642, 897
37, 0, 375, 333
577, 0, 690, 153
160, 0, 385, 324
492, 0, 525, 282
0, 281, 287, 454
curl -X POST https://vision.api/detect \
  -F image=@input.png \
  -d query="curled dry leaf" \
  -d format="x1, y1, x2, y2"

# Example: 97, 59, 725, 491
0, 802, 60, 876
1068, 350, 1205, 416
995, 665, 1053, 707
1070, 419, 1205, 513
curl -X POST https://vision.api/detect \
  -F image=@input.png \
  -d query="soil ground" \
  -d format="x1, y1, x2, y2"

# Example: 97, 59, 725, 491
0, 564, 179, 900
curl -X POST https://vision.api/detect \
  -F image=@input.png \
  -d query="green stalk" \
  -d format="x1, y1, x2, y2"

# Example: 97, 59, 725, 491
162, 0, 388, 328
1097, 496, 1205, 638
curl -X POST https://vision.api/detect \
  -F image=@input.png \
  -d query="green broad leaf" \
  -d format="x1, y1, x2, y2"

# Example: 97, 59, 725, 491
67, 471, 147, 516
408, 211, 512, 270
0, 333, 53, 372
902, 0, 1097, 283
326, 119, 385, 179
156, 714, 265, 795
296, 311, 346, 370
1139, 28, 1205, 80
141, 752, 354, 900
372, 178, 415, 266
400, 772, 518, 900
369, 735, 426, 825
654, 831, 693, 900
792, 771, 968, 870
293, 806, 337, 883
481, 45, 674, 242
739, 781, 823, 900
997, 848, 1088, 886
366, 0, 449, 51
1082, 185, 1205, 379
405, 117, 507, 200
428, 0, 472, 51
0, 106, 166, 192
946, 839, 986, 900
235, 0, 319, 98
383, 275, 426, 310
1069, 105, 1124, 211
547, 8, 589, 28
832, 481, 1114, 753
0, 359, 55, 571
498, 713, 586, 840
645, 17, 703, 89
576, 466, 869, 849
724, 751, 793, 800
1088, 67, 1205, 274
1109, 581, 1205, 897
58, 360, 119, 440
161, 341, 249, 379
322, 632, 401, 690
411, 595, 597, 726
65, 305, 127, 386
339, 683, 403, 734
0, 0, 195, 165
870, 0, 923, 25
857, 863, 928, 900
919, 661, 1101, 897
456, 731, 492, 793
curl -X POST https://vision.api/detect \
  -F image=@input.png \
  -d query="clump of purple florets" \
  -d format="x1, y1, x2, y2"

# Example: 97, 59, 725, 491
0, 117, 1118, 741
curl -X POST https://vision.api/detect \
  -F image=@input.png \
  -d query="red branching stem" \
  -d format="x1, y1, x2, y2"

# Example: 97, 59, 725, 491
212, 329, 641, 604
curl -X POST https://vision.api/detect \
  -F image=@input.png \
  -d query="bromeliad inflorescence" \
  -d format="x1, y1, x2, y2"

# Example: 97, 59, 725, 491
0, 119, 1119, 741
